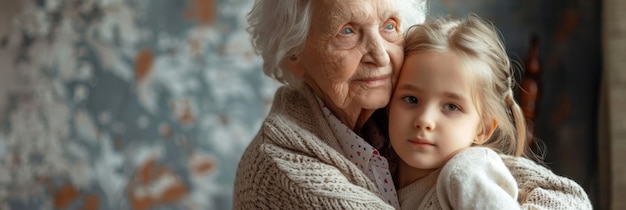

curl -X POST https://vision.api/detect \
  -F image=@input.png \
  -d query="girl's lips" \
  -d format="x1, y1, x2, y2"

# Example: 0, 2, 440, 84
408, 138, 435, 146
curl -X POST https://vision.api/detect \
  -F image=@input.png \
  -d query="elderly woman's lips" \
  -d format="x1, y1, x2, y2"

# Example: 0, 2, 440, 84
357, 75, 391, 86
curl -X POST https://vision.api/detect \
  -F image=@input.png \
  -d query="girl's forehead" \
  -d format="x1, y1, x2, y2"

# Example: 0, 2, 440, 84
405, 50, 483, 82
401, 51, 484, 99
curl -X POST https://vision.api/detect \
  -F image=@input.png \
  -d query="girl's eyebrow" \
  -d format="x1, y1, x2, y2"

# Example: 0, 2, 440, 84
397, 83, 420, 92
442, 92, 466, 101
398, 83, 468, 102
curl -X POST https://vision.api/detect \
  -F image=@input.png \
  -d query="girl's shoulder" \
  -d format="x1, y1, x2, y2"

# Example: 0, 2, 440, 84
450, 147, 500, 161
441, 147, 511, 178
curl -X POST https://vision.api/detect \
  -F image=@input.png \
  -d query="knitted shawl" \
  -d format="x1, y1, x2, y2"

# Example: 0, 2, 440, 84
502, 154, 592, 209
233, 83, 395, 209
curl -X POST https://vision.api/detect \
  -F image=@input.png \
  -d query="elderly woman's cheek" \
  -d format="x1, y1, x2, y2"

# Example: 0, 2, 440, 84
332, 35, 360, 50
389, 42, 404, 74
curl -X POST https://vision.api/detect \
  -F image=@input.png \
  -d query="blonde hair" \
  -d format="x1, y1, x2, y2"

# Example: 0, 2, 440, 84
247, 0, 427, 85
404, 15, 528, 157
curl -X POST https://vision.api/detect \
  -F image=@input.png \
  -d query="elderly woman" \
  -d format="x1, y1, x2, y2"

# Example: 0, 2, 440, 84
233, 0, 426, 209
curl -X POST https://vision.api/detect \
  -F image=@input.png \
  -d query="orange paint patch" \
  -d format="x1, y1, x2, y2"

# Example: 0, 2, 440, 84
54, 183, 80, 208
130, 196, 153, 210
135, 49, 153, 82
196, 161, 215, 174
189, 154, 218, 176
53, 184, 102, 210
128, 158, 190, 210
82, 194, 101, 210
170, 99, 196, 126
159, 184, 189, 203
184, 0, 216, 25
179, 107, 195, 126
139, 159, 159, 185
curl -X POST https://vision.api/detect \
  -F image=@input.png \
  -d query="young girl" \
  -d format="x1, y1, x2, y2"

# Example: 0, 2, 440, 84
388, 15, 530, 209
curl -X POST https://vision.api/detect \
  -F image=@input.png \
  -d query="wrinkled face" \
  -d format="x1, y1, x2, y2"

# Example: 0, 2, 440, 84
388, 51, 486, 172
288, 0, 404, 127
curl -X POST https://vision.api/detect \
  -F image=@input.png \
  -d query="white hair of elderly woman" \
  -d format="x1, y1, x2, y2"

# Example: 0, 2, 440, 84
246, 0, 427, 85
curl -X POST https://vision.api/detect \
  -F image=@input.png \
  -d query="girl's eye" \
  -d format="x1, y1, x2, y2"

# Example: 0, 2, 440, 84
340, 27, 354, 35
402, 96, 418, 104
443, 104, 460, 111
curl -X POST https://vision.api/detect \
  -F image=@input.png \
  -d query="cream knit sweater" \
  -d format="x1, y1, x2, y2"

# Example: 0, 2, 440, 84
233, 83, 395, 209
398, 147, 520, 209
397, 146, 592, 209
233, 83, 592, 209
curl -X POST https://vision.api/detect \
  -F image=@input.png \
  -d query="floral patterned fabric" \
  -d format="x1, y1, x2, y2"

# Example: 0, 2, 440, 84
316, 97, 399, 209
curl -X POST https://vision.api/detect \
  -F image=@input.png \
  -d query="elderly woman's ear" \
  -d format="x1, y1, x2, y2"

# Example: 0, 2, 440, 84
286, 54, 305, 78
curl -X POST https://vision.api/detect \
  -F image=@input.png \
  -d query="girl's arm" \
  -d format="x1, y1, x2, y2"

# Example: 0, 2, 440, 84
437, 147, 520, 209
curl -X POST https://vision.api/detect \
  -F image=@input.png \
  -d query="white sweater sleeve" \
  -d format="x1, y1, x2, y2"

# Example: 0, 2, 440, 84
436, 147, 520, 210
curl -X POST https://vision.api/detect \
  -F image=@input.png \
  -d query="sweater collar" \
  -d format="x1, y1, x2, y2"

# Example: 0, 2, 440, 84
263, 82, 381, 193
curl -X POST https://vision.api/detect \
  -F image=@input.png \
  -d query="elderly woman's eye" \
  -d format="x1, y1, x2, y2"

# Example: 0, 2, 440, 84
385, 23, 395, 30
340, 27, 354, 35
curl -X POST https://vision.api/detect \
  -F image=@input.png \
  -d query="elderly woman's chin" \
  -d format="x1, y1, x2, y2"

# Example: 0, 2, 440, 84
354, 80, 394, 109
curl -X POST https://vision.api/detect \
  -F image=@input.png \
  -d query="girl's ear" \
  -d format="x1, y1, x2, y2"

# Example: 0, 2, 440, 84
474, 119, 497, 144
286, 55, 305, 77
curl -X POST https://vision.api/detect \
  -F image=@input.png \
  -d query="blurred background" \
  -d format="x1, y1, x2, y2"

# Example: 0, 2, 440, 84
0, 0, 623, 209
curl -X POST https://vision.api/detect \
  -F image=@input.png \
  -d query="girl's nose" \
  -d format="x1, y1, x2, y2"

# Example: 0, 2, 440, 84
414, 108, 435, 131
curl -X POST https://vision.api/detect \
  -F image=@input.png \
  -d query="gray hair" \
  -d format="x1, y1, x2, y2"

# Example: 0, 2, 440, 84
246, 0, 428, 84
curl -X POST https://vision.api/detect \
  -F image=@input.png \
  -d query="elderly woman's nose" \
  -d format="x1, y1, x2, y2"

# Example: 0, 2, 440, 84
361, 32, 390, 66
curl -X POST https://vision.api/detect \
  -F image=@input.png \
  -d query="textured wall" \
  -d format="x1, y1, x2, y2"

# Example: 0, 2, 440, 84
0, 0, 601, 209
0, 0, 277, 209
